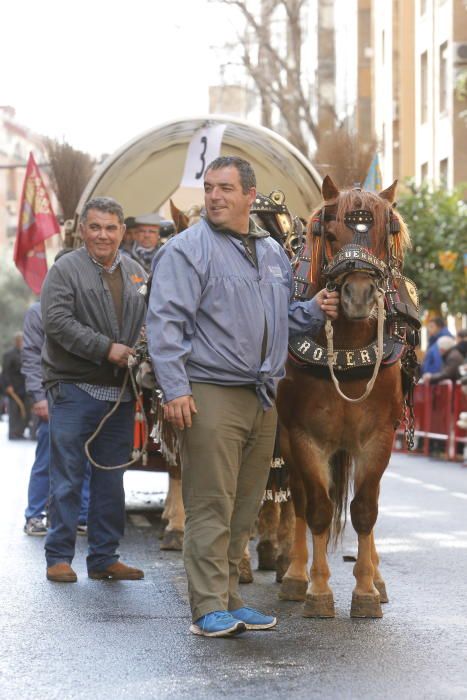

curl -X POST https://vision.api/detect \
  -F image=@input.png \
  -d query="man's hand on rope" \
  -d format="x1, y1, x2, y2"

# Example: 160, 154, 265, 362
315, 288, 340, 320
107, 343, 135, 368
164, 395, 198, 430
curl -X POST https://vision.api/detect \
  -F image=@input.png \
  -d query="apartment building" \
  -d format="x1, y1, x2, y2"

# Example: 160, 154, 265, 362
209, 0, 467, 190
373, 0, 467, 187
0, 106, 50, 251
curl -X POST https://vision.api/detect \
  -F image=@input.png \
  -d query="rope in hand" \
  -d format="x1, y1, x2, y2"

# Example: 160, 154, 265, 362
325, 289, 386, 404
84, 356, 149, 470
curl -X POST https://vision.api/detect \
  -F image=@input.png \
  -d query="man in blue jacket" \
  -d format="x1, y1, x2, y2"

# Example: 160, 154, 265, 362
421, 317, 453, 374
147, 156, 339, 637
22, 300, 91, 537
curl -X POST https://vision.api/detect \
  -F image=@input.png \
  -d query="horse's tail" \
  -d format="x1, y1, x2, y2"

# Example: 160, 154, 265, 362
329, 450, 352, 546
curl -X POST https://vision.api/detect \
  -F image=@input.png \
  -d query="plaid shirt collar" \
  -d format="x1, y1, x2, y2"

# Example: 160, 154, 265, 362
86, 248, 122, 273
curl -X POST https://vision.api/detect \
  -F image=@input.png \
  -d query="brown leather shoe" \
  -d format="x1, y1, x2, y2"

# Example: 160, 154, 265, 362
46, 562, 77, 583
88, 561, 144, 580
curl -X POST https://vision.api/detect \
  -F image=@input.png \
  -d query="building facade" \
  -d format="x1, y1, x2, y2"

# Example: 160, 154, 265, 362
209, 0, 467, 189
0, 106, 52, 252
372, 0, 467, 188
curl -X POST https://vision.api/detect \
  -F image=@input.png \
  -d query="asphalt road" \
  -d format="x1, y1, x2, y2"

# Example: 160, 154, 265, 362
1, 417, 467, 699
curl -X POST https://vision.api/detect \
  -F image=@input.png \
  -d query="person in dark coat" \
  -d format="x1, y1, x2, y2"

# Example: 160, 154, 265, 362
455, 328, 467, 360
424, 336, 465, 384
2, 332, 29, 439
128, 213, 162, 273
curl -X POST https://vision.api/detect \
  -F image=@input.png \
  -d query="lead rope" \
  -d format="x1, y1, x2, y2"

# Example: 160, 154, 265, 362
324, 289, 385, 403
84, 357, 149, 470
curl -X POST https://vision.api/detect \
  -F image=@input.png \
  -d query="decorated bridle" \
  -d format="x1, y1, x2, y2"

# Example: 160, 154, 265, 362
310, 193, 401, 290
309, 198, 393, 403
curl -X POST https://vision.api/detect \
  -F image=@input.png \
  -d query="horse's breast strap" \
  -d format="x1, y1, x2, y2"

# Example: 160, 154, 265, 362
288, 334, 404, 370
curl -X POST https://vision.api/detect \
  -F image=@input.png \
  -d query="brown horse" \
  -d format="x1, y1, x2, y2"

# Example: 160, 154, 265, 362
277, 175, 417, 618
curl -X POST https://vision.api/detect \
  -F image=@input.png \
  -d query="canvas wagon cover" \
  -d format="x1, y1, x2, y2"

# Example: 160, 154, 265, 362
75, 116, 322, 224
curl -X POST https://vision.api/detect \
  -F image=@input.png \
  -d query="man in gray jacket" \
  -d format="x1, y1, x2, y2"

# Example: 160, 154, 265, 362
41, 196, 147, 583
147, 156, 339, 637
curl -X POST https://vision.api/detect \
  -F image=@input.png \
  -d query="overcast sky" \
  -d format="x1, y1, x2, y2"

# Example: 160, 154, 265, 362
1, 0, 237, 157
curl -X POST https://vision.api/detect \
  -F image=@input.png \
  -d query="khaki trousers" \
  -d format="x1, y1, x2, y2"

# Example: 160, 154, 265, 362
177, 382, 277, 622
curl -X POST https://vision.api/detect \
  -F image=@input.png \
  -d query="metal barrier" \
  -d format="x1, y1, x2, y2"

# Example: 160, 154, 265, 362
394, 380, 466, 462
453, 381, 467, 461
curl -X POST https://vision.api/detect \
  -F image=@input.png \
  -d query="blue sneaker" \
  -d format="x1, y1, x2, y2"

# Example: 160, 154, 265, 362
190, 611, 247, 638
230, 606, 277, 630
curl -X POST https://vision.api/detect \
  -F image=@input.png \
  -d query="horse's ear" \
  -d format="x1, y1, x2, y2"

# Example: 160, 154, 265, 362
379, 180, 398, 203
169, 198, 180, 221
322, 175, 340, 201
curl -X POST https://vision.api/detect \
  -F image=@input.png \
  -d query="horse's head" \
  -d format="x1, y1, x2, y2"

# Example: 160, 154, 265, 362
308, 175, 410, 321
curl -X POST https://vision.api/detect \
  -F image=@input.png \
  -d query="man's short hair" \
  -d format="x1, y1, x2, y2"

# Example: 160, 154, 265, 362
205, 156, 256, 194
429, 316, 446, 330
80, 197, 125, 225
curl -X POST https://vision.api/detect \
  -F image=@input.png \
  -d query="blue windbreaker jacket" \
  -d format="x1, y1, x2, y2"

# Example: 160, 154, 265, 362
146, 218, 326, 409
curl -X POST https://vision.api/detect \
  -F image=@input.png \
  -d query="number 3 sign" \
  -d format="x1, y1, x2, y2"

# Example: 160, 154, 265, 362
180, 124, 226, 188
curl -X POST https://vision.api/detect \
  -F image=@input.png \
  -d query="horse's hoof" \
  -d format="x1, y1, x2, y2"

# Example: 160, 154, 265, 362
239, 558, 254, 584
303, 593, 335, 618
278, 577, 307, 601
257, 541, 278, 571
374, 580, 389, 603
160, 529, 184, 551
158, 518, 168, 539
275, 554, 290, 583
350, 592, 383, 618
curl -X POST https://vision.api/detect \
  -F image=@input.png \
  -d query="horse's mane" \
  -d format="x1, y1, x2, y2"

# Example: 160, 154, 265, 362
306, 187, 411, 289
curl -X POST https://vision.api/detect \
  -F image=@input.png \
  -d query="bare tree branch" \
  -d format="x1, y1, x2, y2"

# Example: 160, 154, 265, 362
212, 0, 377, 178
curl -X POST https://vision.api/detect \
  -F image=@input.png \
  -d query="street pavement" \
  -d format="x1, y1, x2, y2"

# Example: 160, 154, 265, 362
1, 416, 467, 699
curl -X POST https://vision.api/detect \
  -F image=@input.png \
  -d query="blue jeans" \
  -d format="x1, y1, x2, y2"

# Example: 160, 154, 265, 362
25, 419, 90, 523
45, 383, 134, 571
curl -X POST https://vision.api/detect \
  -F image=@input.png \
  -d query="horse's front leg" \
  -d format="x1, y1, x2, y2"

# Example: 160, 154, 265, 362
350, 438, 392, 617
279, 465, 309, 601
282, 430, 335, 617
371, 529, 388, 603
160, 474, 185, 551
257, 499, 280, 571
304, 528, 335, 618
276, 498, 295, 583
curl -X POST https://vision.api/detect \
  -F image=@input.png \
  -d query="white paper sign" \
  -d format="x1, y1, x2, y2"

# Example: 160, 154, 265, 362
180, 124, 226, 188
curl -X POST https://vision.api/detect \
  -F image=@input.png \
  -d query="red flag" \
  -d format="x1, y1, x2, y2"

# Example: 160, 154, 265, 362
14, 152, 60, 294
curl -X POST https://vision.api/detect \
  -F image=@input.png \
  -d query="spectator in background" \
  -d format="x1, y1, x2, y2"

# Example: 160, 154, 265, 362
129, 213, 162, 273
423, 336, 464, 384
22, 300, 91, 536
455, 328, 467, 360
120, 216, 138, 255
2, 332, 29, 439
421, 317, 453, 375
